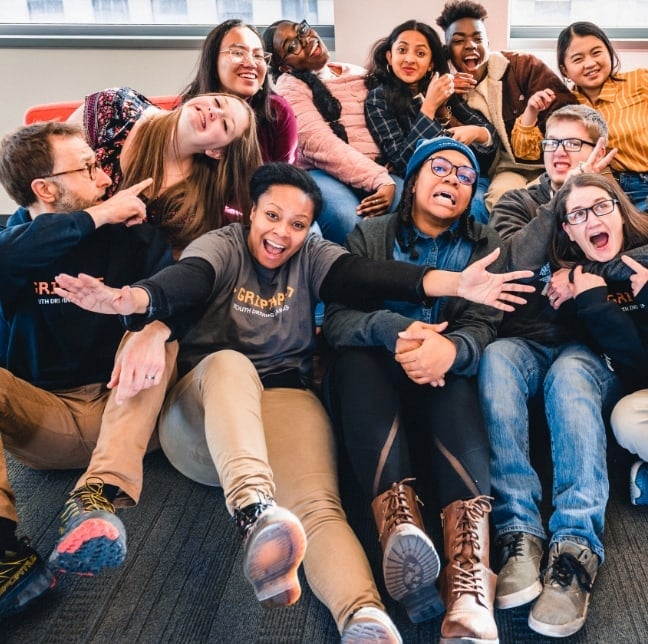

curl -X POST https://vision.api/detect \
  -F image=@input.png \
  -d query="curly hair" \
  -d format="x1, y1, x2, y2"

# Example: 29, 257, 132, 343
436, 0, 488, 31
365, 20, 449, 132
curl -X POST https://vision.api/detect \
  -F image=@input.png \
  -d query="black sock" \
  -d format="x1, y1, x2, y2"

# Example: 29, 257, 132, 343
101, 484, 120, 502
0, 517, 19, 553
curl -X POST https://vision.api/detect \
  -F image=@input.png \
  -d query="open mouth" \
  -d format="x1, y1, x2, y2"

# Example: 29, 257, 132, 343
590, 232, 609, 249
433, 190, 457, 206
264, 239, 286, 257
195, 106, 206, 129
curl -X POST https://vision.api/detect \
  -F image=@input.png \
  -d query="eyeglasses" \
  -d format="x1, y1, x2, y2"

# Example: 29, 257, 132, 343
43, 161, 102, 181
219, 47, 272, 66
278, 20, 311, 62
541, 138, 596, 153
428, 156, 478, 185
564, 198, 618, 225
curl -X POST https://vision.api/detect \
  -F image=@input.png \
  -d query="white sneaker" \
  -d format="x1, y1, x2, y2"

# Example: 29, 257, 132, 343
341, 606, 402, 643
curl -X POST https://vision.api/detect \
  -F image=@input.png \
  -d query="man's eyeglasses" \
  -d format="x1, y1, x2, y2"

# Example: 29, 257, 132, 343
564, 198, 618, 225
219, 47, 272, 66
278, 20, 311, 63
428, 156, 478, 186
541, 138, 595, 153
43, 161, 102, 181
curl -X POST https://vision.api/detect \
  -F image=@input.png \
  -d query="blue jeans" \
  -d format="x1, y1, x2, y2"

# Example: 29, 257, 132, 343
470, 176, 491, 224
308, 169, 403, 245
614, 171, 648, 212
478, 338, 623, 562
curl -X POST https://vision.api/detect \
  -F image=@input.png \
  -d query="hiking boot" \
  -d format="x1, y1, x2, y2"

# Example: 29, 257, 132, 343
439, 496, 499, 644
234, 500, 306, 608
528, 540, 599, 638
371, 480, 444, 622
630, 459, 648, 506
49, 478, 126, 575
0, 538, 56, 620
341, 606, 403, 643
495, 532, 543, 609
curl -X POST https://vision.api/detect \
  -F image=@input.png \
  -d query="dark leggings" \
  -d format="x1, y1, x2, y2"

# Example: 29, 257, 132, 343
327, 347, 490, 508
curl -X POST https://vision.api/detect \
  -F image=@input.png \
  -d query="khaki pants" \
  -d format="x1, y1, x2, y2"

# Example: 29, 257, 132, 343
0, 335, 178, 523
158, 349, 383, 632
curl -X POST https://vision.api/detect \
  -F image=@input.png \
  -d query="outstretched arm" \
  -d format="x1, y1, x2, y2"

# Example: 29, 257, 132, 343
54, 272, 150, 315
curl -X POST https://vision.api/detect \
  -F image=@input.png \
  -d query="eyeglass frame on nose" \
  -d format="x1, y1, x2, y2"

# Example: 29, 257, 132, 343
541, 137, 595, 153
277, 19, 311, 64
563, 198, 618, 225
427, 155, 478, 185
41, 161, 102, 181
219, 47, 272, 66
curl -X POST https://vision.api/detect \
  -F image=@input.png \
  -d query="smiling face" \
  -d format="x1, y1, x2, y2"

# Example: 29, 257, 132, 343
562, 184, 624, 262
217, 26, 267, 99
444, 17, 490, 80
410, 148, 474, 236
560, 34, 612, 96
272, 20, 329, 73
386, 29, 434, 91
44, 135, 112, 212
177, 94, 251, 158
544, 119, 599, 190
247, 184, 315, 269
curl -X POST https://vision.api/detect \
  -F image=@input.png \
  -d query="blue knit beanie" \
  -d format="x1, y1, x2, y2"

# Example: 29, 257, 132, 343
404, 137, 480, 197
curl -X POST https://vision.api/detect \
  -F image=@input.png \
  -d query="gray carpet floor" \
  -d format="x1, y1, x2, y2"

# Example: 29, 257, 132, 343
3, 437, 647, 643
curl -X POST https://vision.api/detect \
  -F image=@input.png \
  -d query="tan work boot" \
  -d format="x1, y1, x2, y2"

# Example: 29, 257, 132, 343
439, 496, 499, 643
371, 479, 444, 622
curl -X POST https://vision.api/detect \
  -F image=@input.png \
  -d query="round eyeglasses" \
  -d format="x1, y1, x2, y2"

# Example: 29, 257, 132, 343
564, 198, 618, 225
428, 156, 478, 186
278, 20, 311, 63
219, 47, 272, 66
541, 138, 595, 153
42, 161, 102, 181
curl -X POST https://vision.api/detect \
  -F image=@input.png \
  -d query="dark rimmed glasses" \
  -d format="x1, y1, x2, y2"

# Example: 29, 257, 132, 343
42, 161, 102, 181
564, 198, 618, 225
428, 156, 478, 186
219, 47, 272, 66
541, 138, 595, 153
278, 19, 311, 63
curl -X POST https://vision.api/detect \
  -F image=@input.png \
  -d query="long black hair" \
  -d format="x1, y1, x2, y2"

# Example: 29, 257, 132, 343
263, 20, 348, 143
365, 20, 449, 132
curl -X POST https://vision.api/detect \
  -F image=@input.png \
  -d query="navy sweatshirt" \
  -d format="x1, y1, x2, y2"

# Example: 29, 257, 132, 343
0, 208, 172, 390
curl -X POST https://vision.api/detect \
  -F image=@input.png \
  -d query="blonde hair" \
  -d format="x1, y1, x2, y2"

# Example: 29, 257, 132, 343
121, 93, 262, 250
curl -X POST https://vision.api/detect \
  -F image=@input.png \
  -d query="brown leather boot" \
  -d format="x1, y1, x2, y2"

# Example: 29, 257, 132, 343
439, 496, 499, 643
371, 479, 444, 622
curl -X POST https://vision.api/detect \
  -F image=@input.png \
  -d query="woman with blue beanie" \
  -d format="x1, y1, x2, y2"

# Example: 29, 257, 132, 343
324, 137, 504, 643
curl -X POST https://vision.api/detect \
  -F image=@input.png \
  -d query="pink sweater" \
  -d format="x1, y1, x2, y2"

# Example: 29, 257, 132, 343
275, 62, 393, 192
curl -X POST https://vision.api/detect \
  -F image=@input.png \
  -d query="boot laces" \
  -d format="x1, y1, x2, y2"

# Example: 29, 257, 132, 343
546, 552, 593, 592
497, 531, 525, 568
447, 496, 493, 600
61, 478, 115, 522
377, 478, 421, 540
233, 491, 275, 537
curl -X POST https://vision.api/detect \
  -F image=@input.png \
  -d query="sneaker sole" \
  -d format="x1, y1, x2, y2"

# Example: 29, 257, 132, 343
383, 528, 444, 622
0, 556, 56, 619
496, 579, 542, 609
243, 512, 306, 608
49, 516, 127, 576
341, 619, 401, 643
630, 460, 648, 506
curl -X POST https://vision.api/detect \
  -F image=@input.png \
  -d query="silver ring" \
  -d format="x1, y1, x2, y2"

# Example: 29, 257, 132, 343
145, 375, 155, 381
579, 161, 586, 174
